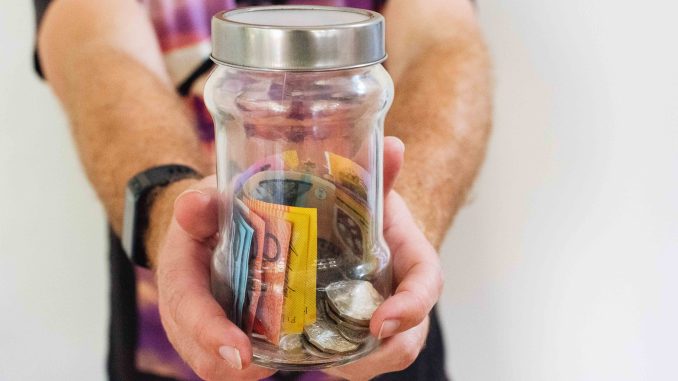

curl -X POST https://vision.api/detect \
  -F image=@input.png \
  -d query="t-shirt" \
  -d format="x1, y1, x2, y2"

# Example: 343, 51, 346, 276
33, 1, 448, 380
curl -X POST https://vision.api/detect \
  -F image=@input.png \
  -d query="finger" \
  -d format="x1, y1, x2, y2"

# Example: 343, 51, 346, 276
349, 135, 403, 195
383, 136, 405, 195
158, 221, 273, 379
168, 330, 276, 381
177, 336, 276, 381
157, 220, 253, 369
371, 192, 443, 339
174, 175, 219, 241
326, 317, 430, 380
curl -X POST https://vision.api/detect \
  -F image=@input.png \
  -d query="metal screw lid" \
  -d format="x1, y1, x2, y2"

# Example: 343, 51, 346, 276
211, 6, 386, 71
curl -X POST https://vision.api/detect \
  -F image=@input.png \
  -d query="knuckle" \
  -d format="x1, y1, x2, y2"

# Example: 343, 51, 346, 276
408, 289, 429, 319
390, 325, 427, 372
166, 286, 190, 324
395, 346, 420, 371
195, 319, 213, 346
394, 287, 429, 325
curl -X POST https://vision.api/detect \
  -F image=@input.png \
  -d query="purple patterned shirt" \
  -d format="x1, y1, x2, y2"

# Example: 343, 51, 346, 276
135, 1, 384, 379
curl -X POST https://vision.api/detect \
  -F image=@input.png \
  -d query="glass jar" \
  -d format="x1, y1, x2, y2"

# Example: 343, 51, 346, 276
205, 6, 394, 370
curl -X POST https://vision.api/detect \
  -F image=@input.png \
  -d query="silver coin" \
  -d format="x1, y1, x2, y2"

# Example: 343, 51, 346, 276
301, 335, 335, 358
337, 323, 371, 344
303, 320, 360, 354
325, 280, 384, 325
279, 333, 303, 352
323, 298, 346, 325
324, 299, 371, 332
325, 293, 370, 327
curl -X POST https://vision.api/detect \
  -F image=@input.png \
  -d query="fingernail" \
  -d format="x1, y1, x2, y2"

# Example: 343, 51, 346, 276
174, 189, 209, 208
218, 346, 242, 369
378, 319, 401, 340
396, 138, 405, 153
179, 188, 208, 198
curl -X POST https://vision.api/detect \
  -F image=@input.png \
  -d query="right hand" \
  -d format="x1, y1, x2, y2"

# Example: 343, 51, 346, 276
155, 175, 276, 380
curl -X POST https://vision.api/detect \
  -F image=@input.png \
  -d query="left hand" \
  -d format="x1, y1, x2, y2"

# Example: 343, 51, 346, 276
323, 140, 444, 380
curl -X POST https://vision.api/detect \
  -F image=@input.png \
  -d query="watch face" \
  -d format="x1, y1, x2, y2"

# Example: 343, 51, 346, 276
122, 186, 137, 257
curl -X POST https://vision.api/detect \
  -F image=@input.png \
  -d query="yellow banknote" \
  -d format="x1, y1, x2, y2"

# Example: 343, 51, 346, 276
325, 151, 370, 202
334, 187, 372, 263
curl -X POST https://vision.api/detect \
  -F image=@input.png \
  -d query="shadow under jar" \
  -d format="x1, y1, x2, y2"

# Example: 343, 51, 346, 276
205, 5, 394, 370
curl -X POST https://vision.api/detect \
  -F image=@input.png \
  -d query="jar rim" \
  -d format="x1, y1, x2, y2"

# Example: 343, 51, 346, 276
211, 5, 387, 71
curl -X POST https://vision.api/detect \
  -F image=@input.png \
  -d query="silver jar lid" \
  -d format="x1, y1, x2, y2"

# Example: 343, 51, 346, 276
211, 6, 386, 71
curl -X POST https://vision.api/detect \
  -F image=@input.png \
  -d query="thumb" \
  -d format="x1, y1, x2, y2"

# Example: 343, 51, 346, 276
383, 136, 405, 195
173, 175, 220, 241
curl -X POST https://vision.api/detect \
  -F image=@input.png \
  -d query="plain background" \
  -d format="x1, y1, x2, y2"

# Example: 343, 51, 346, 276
1, 1, 677, 380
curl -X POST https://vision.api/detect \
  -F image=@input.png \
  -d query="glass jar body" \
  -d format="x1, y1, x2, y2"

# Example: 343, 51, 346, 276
205, 63, 393, 370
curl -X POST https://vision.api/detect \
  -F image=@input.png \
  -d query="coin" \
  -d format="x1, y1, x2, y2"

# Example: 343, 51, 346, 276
279, 333, 303, 352
324, 299, 370, 331
325, 294, 369, 328
336, 323, 371, 344
325, 280, 384, 325
303, 320, 360, 354
301, 335, 334, 358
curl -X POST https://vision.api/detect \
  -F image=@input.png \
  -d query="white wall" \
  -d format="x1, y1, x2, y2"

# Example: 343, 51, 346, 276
0, 2, 108, 380
1, 1, 676, 380
439, 1, 678, 380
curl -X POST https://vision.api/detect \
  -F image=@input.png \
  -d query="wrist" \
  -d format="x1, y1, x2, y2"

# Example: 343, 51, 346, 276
144, 178, 200, 268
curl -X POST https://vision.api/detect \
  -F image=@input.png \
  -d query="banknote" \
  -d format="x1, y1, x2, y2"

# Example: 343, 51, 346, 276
232, 210, 254, 327
247, 202, 292, 345
333, 187, 372, 264
217, 221, 238, 323
247, 175, 315, 206
228, 216, 242, 324
245, 198, 318, 335
239, 220, 253, 327
235, 199, 266, 334
233, 216, 244, 325
325, 151, 370, 202
241, 170, 331, 214
242, 170, 346, 288
231, 213, 243, 326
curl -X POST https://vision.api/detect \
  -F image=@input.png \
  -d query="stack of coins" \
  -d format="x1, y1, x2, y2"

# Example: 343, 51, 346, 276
298, 280, 384, 358
324, 280, 384, 344
302, 320, 359, 357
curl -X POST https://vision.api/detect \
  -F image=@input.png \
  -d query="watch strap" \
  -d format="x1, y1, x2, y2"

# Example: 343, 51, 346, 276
122, 164, 201, 268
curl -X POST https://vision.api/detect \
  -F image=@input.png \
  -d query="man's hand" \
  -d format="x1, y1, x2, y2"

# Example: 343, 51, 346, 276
154, 137, 443, 380
155, 175, 275, 381
323, 193, 443, 381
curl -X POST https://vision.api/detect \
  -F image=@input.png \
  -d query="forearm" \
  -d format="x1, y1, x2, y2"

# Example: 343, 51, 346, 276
386, 19, 492, 248
38, 0, 208, 261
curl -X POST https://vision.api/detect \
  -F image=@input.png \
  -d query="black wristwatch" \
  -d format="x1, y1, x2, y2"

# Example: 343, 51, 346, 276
122, 164, 201, 268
